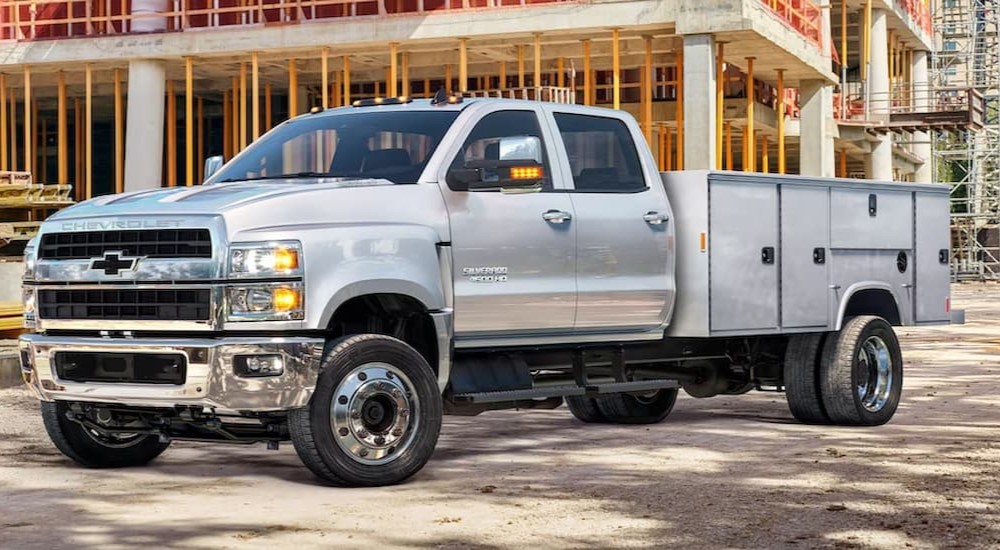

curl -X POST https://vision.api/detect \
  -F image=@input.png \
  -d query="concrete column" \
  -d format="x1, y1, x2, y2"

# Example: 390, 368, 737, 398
866, 8, 892, 180
911, 49, 933, 183
819, 0, 831, 59
799, 79, 835, 177
124, 59, 166, 191
682, 34, 716, 170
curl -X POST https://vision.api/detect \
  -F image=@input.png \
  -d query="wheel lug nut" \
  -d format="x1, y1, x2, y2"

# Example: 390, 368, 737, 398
400, 409, 409, 417
358, 372, 367, 381
351, 411, 361, 419
357, 429, 369, 438
338, 427, 349, 437
391, 389, 402, 398
338, 395, 348, 405
376, 382, 385, 391
374, 436, 386, 445
392, 428, 403, 437
359, 448, 369, 457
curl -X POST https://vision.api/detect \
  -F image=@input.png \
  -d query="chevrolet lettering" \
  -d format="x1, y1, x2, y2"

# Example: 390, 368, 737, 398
19, 99, 959, 487
60, 219, 184, 231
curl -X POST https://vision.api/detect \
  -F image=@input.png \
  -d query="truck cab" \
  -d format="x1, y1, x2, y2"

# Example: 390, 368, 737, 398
18, 97, 953, 486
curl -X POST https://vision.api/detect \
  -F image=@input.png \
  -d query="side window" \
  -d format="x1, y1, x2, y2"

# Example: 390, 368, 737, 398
447, 110, 552, 191
553, 113, 647, 193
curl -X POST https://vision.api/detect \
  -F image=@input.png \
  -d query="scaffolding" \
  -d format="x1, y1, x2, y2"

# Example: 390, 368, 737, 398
934, 0, 1000, 280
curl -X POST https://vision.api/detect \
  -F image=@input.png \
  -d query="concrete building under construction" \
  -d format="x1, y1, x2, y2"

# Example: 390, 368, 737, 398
0, 0, 983, 201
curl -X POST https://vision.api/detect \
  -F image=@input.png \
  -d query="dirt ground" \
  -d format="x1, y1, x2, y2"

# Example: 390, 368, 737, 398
1, 284, 998, 549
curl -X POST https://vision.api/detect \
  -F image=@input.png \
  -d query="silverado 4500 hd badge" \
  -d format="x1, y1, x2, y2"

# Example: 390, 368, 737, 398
461, 266, 508, 283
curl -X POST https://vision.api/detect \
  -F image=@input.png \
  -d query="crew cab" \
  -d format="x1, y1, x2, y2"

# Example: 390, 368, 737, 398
18, 97, 954, 486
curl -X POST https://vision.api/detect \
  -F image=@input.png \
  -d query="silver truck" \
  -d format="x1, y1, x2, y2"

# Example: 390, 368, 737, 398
18, 97, 954, 486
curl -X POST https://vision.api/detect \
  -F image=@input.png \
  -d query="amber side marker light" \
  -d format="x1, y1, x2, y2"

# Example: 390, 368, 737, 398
509, 166, 544, 180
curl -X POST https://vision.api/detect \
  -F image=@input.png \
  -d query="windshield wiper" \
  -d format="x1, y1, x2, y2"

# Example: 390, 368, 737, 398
216, 171, 329, 183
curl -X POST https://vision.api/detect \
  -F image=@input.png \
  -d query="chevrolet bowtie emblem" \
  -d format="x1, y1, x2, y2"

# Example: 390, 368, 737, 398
90, 251, 139, 276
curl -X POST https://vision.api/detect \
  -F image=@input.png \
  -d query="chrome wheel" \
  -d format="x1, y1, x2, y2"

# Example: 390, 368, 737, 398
331, 362, 420, 465
856, 335, 893, 413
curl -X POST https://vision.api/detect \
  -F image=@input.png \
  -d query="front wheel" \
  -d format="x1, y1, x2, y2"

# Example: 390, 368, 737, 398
41, 401, 170, 468
819, 316, 903, 426
289, 334, 442, 487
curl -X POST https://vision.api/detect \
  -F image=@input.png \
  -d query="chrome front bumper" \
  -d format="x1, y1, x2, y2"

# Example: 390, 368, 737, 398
18, 334, 325, 413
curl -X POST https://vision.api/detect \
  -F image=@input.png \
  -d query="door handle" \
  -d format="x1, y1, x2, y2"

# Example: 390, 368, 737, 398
643, 211, 669, 225
542, 209, 572, 224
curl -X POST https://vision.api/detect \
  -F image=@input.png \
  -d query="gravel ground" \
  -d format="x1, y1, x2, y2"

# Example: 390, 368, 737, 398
0, 284, 998, 549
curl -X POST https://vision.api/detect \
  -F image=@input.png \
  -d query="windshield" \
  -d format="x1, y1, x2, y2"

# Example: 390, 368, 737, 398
212, 109, 460, 184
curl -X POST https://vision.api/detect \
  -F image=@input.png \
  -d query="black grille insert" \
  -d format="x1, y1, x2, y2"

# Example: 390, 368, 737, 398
38, 289, 212, 321
54, 351, 187, 385
39, 229, 212, 260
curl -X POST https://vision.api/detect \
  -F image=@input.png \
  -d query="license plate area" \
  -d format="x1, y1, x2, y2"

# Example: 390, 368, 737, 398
54, 351, 187, 385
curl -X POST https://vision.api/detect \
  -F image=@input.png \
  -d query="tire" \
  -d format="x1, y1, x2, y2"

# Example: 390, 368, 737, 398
784, 333, 830, 424
819, 316, 903, 426
565, 395, 607, 423
40, 401, 170, 468
594, 389, 679, 425
289, 334, 442, 487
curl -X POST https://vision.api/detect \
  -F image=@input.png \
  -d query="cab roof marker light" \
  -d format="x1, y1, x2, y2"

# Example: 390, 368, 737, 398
351, 96, 414, 108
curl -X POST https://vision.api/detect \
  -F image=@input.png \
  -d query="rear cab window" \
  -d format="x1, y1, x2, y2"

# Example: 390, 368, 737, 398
552, 113, 647, 193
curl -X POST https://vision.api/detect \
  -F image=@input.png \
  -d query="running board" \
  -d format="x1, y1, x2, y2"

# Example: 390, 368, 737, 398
451, 379, 678, 404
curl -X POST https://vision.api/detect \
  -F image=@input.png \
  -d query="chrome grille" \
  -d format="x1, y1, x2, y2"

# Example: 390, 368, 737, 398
39, 229, 212, 260
38, 289, 212, 321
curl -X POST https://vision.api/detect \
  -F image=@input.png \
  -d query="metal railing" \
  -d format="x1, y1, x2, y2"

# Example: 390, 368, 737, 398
838, 84, 986, 126
465, 86, 574, 104
0, 0, 574, 40
759, 0, 823, 48
895, 0, 932, 36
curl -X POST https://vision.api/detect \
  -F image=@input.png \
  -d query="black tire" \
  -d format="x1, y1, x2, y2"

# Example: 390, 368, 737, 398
594, 389, 679, 424
784, 333, 830, 424
819, 316, 903, 426
289, 334, 442, 487
565, 395, 607, 423
40, 401, 170, 468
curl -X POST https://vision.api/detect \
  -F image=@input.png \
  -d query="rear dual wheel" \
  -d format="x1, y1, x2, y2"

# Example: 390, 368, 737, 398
566, 389, 678, 425
819, 316, 903, 426
784, 316, 903, 426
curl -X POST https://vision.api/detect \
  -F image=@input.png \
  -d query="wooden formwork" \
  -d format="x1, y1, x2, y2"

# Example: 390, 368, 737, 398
0, 302, 23, 334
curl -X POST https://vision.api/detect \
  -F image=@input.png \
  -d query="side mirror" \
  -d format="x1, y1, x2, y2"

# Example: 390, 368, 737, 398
498, 135, 542, 164
203, 155, 224, 183
446, 136, 545, 192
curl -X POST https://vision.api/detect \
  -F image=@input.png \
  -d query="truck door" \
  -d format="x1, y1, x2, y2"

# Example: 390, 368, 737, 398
441, 109, 578, 336
548, 110, 672, 331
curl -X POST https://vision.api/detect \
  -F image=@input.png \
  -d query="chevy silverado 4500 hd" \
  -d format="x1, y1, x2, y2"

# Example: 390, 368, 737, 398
19, 97, 954, 486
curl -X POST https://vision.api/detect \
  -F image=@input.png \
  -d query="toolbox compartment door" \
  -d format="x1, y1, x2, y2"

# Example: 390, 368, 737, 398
780, 185, 831, 328
709, 180, 779, 332
915, 193, 951, 322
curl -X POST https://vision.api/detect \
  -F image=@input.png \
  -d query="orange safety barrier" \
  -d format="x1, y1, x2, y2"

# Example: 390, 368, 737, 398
0, 0, 572, 40
760, 0, 823, 48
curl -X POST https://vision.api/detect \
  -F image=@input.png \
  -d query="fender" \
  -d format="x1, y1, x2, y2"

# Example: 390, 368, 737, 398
834, 281, 904, 330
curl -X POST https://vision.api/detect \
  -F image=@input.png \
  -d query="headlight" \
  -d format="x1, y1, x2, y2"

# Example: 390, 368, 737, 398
229, 242, 302, 278
227, 283, 304, 321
